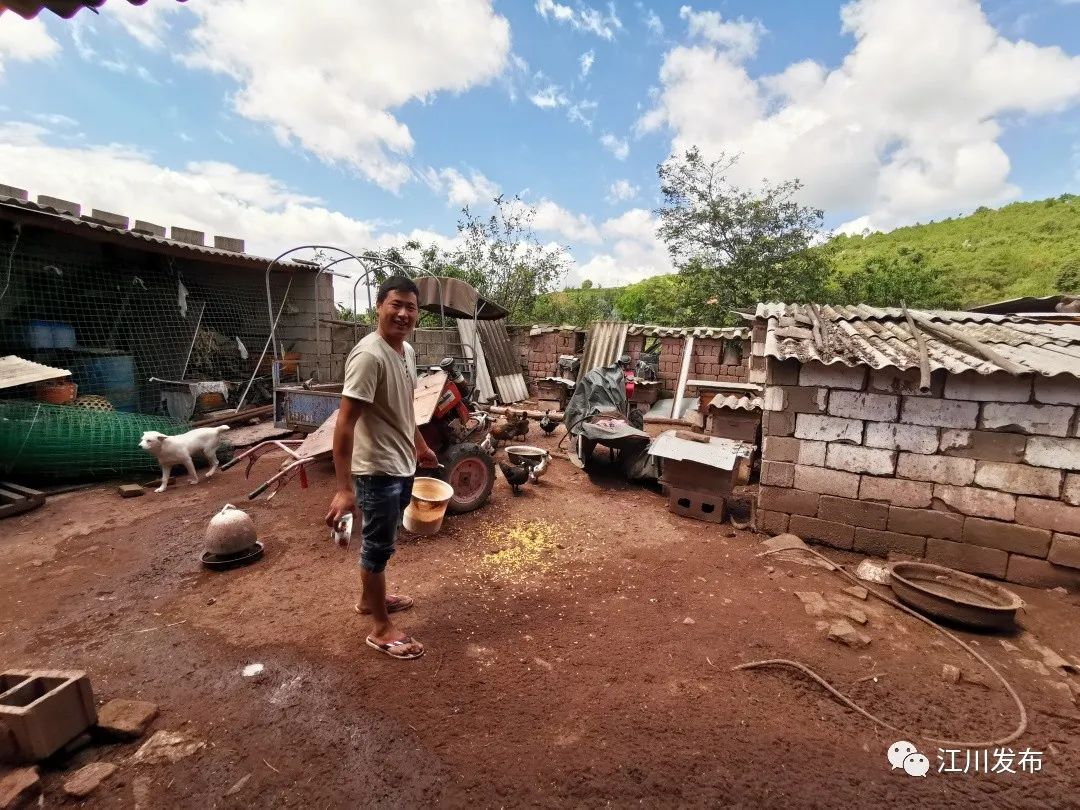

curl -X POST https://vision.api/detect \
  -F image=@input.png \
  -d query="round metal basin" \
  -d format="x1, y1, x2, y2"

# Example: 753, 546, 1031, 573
888, 561, 1023, 630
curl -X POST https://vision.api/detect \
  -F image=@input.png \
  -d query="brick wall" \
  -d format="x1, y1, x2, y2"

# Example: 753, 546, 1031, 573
527, 329, 582, 380
646, 336, 750, 393
755, 358, 1080, 590
273, 271, 336, 381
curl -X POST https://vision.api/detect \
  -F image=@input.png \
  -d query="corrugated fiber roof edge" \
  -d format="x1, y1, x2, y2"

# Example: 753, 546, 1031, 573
763, 346, 1080, 379
0, 195, 314, 272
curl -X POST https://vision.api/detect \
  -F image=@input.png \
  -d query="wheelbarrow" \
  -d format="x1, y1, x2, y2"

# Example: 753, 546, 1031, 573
221, 409, 338, 499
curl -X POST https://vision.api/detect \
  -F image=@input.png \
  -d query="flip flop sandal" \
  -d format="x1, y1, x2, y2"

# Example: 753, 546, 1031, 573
366, 635, 425, 660
354, 595, 414, 615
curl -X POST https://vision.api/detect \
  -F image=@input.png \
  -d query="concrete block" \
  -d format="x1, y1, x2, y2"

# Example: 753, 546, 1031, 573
859, 477, 934, 508
1033, 376, 1080, 406
933, 485, 1016, 521
0, 183, 28, 200
118, 484, 144, 498
1005, 554, 1080, 590
1048, 533, 1080, 569
794, 414, 863, 444
943, 371, 1032, 403
1024, 437, 1080, 471
766, 358, 801, 385
0, 670, 96, 763
797, 440, 827, 467
89, 209, 129, 229
980, 403, 1074, 437
95, 699, 158, 740
925, 537, 1008, 579
760, 460, 795, 487
974, 461, 1062, 497
758, 486, 820, 517
667, 486, 726, 524
888, 506, 964, 540
170, 226, 205, 245
853, 527, 926, 559
787, 515, 855, 550
1064, 474, 1080, 506
36, 194, 79, 216
758, 510, 790, 535
825, 444, 896, 475
864, 422, 938, 454
827, 391, 899, 422
793, 465, 861, 498
132, 219, 166, 237
799, 361, 866, 390
963, 516, 1051, 557
762, 436, 800, 463
762, 387, 785, 412
1015, 497, 1080, 534
900, 397, 978, 429
896, 453, 975, 485
818, 495, 889, 529
868, 367, 943, 397
214, 235, 245, 252
764, 410, 796, 437
777, 385, 828, 414
939, 429, 1026, 462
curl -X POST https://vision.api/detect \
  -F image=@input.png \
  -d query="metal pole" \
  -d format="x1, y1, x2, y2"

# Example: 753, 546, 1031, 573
237, 277, 293, 413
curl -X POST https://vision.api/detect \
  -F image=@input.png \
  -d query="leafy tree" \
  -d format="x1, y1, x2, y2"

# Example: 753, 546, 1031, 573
580, 279, 593, 289
656, 147, 830, 323
530, 287, 617, 325
827, 249, 961, 309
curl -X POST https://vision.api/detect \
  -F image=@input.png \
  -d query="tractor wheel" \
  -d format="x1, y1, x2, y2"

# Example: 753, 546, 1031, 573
439, 442, 495, 514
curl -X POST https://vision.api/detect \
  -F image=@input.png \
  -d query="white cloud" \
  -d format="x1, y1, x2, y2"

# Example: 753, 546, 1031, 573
184, 0, 511, 191
574, 208, 672, 286
567, 99, 598, 129
600, 132, 630, 160
532, 199, 601, 244
579, 49, 595, 78
641, 0, 1080, 232
0, 15, 59, 77
31, 112, 77, 128
643, 8, 664, 36
424, 167, 500, 207
529, 85, 569, 109
535, 0, 623, 40
605, 179, 639, 203
102, 0, 184, 50
678, 5, 765, 61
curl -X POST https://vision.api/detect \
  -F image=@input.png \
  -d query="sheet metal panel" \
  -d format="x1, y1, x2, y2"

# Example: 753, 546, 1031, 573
0, 355, 70, 390
578, 321, 629, 380
456, 319, 496, 403
648, 430, 752, 470
477, 318, 528, 403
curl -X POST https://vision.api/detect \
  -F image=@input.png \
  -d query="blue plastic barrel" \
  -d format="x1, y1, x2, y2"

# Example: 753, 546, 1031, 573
70, 353, 137, 412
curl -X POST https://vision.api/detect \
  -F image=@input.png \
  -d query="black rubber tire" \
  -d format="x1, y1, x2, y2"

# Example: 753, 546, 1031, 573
439, 442, 496, 515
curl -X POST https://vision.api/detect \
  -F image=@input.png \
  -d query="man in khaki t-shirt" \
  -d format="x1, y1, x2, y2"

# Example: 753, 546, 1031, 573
325, 276, 438, 661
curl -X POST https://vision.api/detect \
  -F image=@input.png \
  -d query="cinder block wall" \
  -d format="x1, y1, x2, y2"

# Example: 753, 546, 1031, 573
754, 357, 1080, 590
274, 271, 336, 381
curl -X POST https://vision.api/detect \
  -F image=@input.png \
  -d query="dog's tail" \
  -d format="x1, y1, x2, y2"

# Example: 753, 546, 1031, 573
216, 425, 231, 433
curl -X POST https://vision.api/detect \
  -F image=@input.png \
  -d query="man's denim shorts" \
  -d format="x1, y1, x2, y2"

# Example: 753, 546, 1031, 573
353, 475, 413, 574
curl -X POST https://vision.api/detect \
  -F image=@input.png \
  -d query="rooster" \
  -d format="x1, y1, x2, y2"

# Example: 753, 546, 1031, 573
539, 410, 558, 435
499, 460, 530, 495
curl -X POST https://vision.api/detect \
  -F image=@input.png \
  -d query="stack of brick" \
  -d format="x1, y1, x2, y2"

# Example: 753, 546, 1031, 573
645, 337, 750, 393
756, 358, 1080, 589
527, 328, 582, 381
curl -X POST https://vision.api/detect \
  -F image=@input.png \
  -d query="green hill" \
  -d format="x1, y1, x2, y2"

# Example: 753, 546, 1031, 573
530, 194, 1080, 325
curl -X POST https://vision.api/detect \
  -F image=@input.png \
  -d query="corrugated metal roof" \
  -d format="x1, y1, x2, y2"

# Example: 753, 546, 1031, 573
477, 318, 529, 403
648, 430, 753, 470
755, 303, 1080, 378
0, 195, 311, 273
628, 324, 750, 339
967, 295, 1080, 315
0, 355, 70, 390
707, 394, 763, 412
578, 321, 629, 380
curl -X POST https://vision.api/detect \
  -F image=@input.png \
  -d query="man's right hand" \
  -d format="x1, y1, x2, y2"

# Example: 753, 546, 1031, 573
325, 488, 357, 528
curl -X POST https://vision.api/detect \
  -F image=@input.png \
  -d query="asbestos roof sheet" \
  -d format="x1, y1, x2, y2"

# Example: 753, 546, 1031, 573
529, 324, 584, 336
0, 355, 70, 390
755, 303, 1080, 378
707, 394, 763, 412
578, 321, 629, 380
648, 430, 754, 470
0, 195, 311, 273
628, 324, 750, 339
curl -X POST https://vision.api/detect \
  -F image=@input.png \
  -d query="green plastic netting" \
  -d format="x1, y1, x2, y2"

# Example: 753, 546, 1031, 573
0, 400, 192, 480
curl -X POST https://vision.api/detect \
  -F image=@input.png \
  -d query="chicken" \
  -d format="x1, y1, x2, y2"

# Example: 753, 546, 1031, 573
527, 452, 550, 483
489, 411, 530, 447
539, 410, 558, 435
479, 432, 495, 456
499, 460, 530, 495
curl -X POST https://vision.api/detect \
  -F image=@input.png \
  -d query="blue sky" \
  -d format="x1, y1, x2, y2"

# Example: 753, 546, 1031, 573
0, 0, 1078, 296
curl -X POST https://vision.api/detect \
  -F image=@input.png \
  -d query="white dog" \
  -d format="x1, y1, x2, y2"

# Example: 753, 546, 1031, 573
139, 426, 230, 493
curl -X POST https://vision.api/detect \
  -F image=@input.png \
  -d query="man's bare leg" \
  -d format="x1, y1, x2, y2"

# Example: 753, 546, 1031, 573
362, 569, 422, 655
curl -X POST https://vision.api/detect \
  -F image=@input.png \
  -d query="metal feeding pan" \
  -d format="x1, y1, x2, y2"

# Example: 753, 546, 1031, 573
201, 541, 264, 571
888, 561, 1023, 630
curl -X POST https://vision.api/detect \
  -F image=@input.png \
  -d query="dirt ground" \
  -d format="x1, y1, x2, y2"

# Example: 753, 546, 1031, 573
2, 425, 1080, 808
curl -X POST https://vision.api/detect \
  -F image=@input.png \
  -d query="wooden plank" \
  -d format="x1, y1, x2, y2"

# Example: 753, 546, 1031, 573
670, 336, 694, 418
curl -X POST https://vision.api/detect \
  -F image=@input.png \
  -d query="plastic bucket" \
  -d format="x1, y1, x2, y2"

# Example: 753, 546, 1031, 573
403, 476, 454, 536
